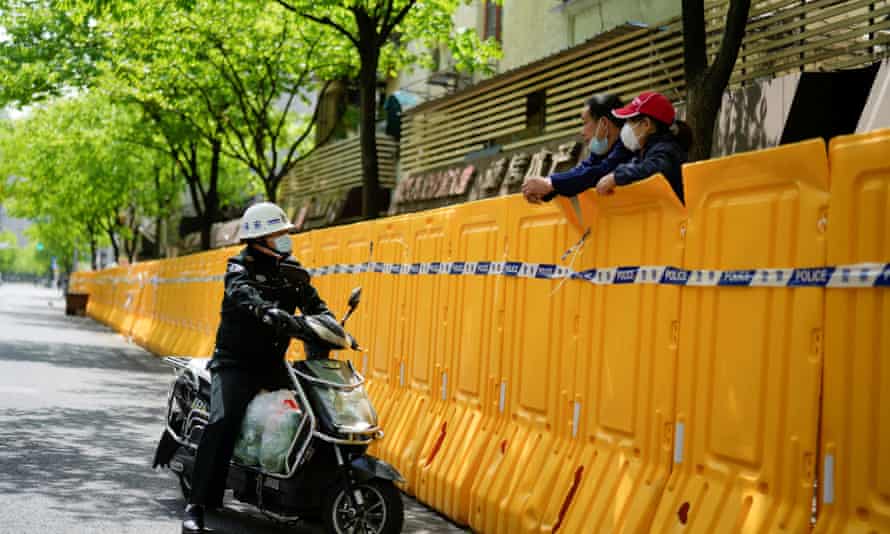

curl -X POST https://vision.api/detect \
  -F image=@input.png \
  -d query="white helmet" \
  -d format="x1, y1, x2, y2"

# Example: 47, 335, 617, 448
239, 202, 294, 240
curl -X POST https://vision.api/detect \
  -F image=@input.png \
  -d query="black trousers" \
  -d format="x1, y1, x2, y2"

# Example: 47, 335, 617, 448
189, 365, 292, 508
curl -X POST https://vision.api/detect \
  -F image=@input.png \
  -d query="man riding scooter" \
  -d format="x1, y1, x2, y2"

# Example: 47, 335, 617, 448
182, 202, 334, 533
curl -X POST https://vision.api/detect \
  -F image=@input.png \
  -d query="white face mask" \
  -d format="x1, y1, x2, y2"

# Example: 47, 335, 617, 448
270, 234, 292, 255
620, 122, 642, 152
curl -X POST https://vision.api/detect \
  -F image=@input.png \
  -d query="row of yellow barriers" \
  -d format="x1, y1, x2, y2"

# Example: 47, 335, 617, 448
72, 131, 890, 533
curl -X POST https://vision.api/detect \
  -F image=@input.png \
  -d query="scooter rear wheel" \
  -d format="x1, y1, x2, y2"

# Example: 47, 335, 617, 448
323, 478, 404, 534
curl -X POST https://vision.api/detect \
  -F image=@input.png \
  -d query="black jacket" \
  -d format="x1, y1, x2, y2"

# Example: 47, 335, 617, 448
210, 246, 330, 371
613, 132, 687, 203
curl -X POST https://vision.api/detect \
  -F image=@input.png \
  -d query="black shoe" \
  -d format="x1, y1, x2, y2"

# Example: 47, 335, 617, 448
182, 504, 211, 533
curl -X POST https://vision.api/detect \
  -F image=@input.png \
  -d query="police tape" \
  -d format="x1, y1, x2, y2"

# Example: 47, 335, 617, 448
304, 261, 890, 288
94, 261, 890, 288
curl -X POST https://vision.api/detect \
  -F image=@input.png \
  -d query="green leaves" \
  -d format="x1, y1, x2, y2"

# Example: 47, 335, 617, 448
0, 0, 503, 246
0, 1, 105, 107
0, 94, 175, 264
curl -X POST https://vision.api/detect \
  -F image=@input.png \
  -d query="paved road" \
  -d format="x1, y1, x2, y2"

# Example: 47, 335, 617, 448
0, 283, 467, 534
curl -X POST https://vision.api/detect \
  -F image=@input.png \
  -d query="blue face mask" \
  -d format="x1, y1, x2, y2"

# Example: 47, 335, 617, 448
270, 234, 292, 255
588, 119, 609, 156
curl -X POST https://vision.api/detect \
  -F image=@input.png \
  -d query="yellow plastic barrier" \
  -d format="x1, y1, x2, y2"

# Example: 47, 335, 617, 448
70, 133, 889, 534
148, 256, 180, 355
131, 261, 159, 347
170, 255, 196, 355
380, 206, 457, 494
469, 194, 578, 534
199, 248, 229, 356
413, 197, 508, 522
336, 222, 375, 373
651, 139, 830, 532
815, 129, 890, 533
364, 214, 418, 469
287, 233, 314, 361
410, 199, 507, 524
121, 262, 148, 338
89, 266, 124, 326
558, 175, 686, 534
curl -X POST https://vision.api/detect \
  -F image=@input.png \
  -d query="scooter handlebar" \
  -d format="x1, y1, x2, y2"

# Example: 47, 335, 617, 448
285, 313, 359, 351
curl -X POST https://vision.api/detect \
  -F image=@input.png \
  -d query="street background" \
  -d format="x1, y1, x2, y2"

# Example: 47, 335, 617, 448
0, 282, 466, 534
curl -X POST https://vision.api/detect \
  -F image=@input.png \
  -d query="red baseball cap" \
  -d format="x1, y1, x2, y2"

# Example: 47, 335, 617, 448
612, 91, 676, 125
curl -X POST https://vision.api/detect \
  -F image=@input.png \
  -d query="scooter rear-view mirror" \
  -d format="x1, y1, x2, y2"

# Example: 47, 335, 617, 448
341, 287, 362, 326
348, 287, 362, 310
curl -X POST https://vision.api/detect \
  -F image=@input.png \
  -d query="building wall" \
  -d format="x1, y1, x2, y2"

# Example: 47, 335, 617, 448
858, 59, 890, 133
392, 0, 680, 105
498, 0, 682, 72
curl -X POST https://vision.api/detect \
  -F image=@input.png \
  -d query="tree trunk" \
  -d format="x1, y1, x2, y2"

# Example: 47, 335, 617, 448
89, 236, 98, 271
358, 37, 381, 219
199, 215, 213, 251
265, 172, 278, 203
685, 78, 722, 161
107, 228, 120, 265
155, 215, 164, 258
200, 137, 222, 251
126, 235, 138, 265
124, 207, 139, 264
153, 167, 165, 259
682, 0, 751, 162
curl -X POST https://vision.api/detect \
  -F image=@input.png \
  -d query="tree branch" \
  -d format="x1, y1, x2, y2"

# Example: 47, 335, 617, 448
379, 0, 416, 45
115, 136, 173, 156
221, 115, 263, 172
279, 82, 342, 181
379, 0, 394, 32
277, 4, 361, 49
271, 42, 318, 145
209, 38, 262, 124
188, 142, 208, 204
706, 0, 751, 89
218, 134, 257, 169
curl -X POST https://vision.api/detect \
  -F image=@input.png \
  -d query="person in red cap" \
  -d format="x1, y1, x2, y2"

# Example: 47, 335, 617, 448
594, 91, 692, 202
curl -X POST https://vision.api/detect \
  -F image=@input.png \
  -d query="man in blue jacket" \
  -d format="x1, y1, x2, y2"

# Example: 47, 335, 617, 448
522, 93, 632, 202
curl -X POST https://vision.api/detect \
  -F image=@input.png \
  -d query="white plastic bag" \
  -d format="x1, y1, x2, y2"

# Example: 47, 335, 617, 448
259, 393, 303, 473
232, 395, 267, 466
233, 390, 302, 472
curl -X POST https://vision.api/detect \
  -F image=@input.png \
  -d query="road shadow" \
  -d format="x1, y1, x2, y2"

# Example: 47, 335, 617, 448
0, 339, 168, 374
0, 289, 469, 533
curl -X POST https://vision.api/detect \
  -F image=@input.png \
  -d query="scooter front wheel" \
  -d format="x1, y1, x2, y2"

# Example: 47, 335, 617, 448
324, 478, 404, 534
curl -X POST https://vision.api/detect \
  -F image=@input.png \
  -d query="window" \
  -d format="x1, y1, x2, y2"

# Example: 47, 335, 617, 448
493, 89, 547, 146
483, 1, 502, 42
525, 90, 546, 136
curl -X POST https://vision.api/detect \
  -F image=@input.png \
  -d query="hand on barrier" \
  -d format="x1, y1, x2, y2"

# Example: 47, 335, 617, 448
522, 176, 553, 204
596, 173, 617, 195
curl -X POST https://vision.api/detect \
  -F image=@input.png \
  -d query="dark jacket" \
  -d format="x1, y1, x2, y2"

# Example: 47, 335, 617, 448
210, 246, 330, 371
545, 140, 633, 200
613, 132, 687, 202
